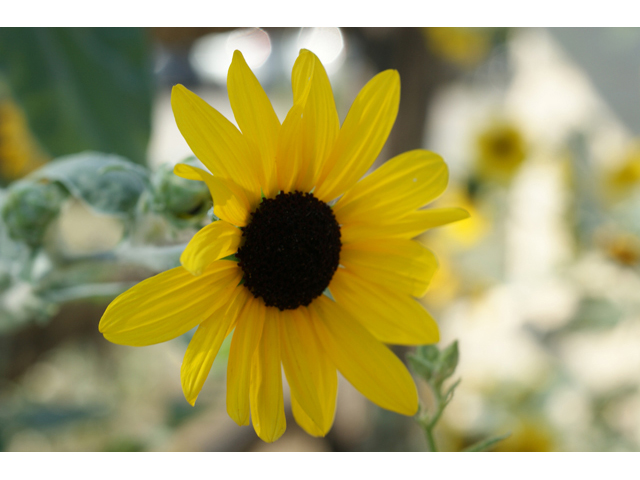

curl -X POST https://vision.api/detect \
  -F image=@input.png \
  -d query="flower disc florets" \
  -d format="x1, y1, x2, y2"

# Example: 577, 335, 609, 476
237, 191, 341, 311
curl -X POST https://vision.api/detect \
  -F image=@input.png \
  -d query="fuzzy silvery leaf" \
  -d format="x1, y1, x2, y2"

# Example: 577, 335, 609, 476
408, 341, 459, 387
1, 180, 68, 246
407, 346, 438, 382
143, 159, 211, 228
438, 340, 459, 383
28, 151, 149, 217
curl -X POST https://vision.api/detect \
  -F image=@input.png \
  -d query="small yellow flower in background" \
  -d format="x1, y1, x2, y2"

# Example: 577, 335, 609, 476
0, 97, 47, 181
494, 418, 555, 452
99, 49, 468, 442
606, 141, 640, 201
435, 189, 488, 249
421, 190, 488, 308
423, 28, 493, 68
475, 120, 527, 184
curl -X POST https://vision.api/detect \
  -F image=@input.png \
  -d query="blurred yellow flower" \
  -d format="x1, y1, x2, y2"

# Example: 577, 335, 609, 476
99, 49, 468, 442
494, 418, 555, 452
437, 190, 488, 248
0, 97, 47, 180
422, 190, 487, 307
424, 28, 492, 68
606, 142, 640, 201
476, 121, 527, 184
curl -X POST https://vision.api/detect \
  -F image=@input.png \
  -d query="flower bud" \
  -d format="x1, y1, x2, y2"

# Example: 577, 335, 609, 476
2, 180, 68, 246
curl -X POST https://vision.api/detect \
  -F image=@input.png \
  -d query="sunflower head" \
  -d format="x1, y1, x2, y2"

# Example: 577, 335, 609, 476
236, 190, 342, 311
99, 48, 468, 443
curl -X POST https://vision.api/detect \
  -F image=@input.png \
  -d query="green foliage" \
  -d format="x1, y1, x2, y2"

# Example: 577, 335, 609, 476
29, 151, 149, 217
408, 341, 461, 451
104, 437, 146, 452
408, 341, 459, 389
0, 152, 193, 333
0, 28, 153, 165
143, 158, 211, 228
1, 180, 68, 246
464, 432, 512, 452
561, 297, 622, 333
409, 341, 509, 451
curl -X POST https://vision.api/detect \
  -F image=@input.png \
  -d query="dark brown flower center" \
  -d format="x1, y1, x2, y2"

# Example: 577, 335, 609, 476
236, 191, 341, 311
491, 135, 515, 158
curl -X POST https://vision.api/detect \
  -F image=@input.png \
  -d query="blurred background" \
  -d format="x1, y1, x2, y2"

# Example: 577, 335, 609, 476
1, 27, 640, 452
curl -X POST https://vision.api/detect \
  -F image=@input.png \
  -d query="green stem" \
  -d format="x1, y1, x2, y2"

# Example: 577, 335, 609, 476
424, 421, 438, 452
463, 432, 511, 452
421, 383, 445, 452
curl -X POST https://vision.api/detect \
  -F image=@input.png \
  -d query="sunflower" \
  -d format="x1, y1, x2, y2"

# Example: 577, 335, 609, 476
99, 49, 468, 443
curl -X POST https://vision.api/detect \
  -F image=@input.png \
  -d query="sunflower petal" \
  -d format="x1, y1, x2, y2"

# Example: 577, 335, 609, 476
171, 84, 261, 207
334, 150, 448, 223
226, 296, 266, 426
340, 207, 470, 243
280, 307, 337, 435
287, 307, 337, 437
314, 69, 400, 202
289, 49, 340, 192
99, 262, 240, 346
291, 374, 337, 438
330, 268, 439, 345
340, 239, 438, 298
228, 50, 279, 197
275, 104, 305, 193
309, 295, 418, 416
180, 221, 241, 276
250, 306, 286, 443
173, 163, 250, 227
181, 284, 250, 405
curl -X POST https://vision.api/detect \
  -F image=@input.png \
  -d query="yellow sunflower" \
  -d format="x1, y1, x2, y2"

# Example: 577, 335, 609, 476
99, 49, 468, 443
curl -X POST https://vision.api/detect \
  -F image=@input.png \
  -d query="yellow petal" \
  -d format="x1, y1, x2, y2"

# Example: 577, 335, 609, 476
227, 50, 279, 197
174, 162, 250, 227
180, 221, 241, 276
314, 70, 400, 202
181, 284, 251, 405
279, 307, 337, 436
340, 239, 438, 298
340, 207, 470, 243
226, 296, 266, 426
309, 295, 418, 416
290, 49, 340, 192
330, 268, 439, 345
250, 306, 286, 443
171, 84, 261, 208
275, 103, 305, 193
99, 262, 240, 346
334, 150, 448, 224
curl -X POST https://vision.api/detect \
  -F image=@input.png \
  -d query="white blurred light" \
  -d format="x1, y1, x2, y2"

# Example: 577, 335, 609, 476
294, 27, 345, 74
190, 28, 271, 84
